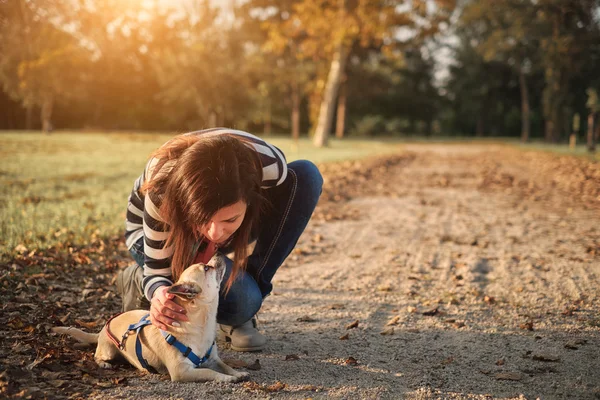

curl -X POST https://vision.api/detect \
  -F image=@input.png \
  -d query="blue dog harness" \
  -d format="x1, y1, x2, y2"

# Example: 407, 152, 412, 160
109, 313, 214, 373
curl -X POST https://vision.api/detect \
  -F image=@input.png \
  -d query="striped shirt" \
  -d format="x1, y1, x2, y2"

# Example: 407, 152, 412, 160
124, 128, 288, 300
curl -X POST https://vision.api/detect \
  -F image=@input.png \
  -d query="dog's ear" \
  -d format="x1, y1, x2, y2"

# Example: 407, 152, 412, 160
168, 283, 201, 300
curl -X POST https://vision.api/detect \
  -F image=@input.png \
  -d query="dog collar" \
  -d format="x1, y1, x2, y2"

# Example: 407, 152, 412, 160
160, 329, 215, 368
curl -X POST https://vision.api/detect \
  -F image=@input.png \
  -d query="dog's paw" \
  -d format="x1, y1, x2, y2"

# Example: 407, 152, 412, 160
96, 360, 113, 369
217, 374, 240, 383
234, 371, 249, 380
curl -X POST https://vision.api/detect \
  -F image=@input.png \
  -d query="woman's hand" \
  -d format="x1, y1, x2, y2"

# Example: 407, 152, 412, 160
149, 285, 189, 330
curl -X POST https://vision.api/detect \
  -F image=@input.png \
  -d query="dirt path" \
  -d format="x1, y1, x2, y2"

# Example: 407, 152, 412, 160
89, 145, 599, 399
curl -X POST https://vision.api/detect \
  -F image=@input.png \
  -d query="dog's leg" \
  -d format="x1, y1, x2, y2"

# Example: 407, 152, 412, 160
93, 330, 120, 369
213, 359, 250, 380
168, 364, 242, 383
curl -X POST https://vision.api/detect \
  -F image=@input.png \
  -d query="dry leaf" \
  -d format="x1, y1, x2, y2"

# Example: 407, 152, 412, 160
484, 296, 495, 304
75, 318, 102, 329
339, 333, 349, 340
266, 381, 287, 392
532, 353, 560, 362
297, 315, 317, 322
422, 307, 439, 316
380, 327, 394, 336
495, 372, 522, 381
519, 321, 534, 331
344, 357, 358, 366
329, 303, 345, 310
246, 359, 261, 371
496, 359, 505, 366
285, 354, 300, 361
346, 320, 359, 329
386, 316, 400, 326
26, 353, 51, 371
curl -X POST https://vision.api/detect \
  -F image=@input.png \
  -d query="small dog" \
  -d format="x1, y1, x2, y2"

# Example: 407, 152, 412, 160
52, 254, 248, 383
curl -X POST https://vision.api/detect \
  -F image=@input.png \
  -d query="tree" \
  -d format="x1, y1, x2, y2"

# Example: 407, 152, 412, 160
291, 0, 457, 147
0, 0, 88, 131
460, 0, 538, 142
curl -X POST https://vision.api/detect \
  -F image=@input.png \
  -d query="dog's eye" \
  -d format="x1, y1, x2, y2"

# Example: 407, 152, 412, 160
204, 265, 210, 272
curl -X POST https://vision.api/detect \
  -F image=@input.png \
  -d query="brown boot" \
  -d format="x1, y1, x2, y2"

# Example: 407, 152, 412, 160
217, 318, 266, 352
116, 262, 149, 312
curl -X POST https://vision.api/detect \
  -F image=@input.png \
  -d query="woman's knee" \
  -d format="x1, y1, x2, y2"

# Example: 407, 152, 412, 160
218, 259, 263, 326
288, 160, 323, 198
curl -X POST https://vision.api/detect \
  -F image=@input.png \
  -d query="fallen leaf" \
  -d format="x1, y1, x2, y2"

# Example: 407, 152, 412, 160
112, 377, 127, 385
519, 321, 534, 331
328, 303, 345, 310
246, 359, 261, 371
346, 320, 359, 329
453, 321, 465, 328
380, 327, 394, 336
26, 353, 51, 370
532, 353, 560, 362
285, 354, 300, 361
377, 284, 393, 292
344, 357, 358, 366
339, 333, 349, 340
297, 315, 317, 322
75, 318, 103, 329
422, 307, 439, 316
496, 359, 505, 366
386, 316, 400, 326
495, 372, 522, 381
59, 313, 71, 324
484, 296, 495, 304
266, 381, 287, 392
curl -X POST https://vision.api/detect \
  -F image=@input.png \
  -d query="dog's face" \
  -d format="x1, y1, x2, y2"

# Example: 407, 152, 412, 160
168, 253, 226, 306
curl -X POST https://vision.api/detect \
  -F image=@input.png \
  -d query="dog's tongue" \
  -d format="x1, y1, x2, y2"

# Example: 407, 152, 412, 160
194, 240, 217, 264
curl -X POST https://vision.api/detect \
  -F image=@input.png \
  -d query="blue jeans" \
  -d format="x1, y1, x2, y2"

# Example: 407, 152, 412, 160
129, 160, 323, 326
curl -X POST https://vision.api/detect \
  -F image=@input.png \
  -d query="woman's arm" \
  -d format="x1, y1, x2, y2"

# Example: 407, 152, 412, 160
141, 191, 174, 301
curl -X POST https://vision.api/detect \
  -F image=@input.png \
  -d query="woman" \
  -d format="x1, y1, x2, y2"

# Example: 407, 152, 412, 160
116, 128, 323, 352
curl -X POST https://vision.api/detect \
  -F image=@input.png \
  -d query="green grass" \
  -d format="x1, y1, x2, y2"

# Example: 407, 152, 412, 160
2, 130, 597, 258
0, 131, 405, 256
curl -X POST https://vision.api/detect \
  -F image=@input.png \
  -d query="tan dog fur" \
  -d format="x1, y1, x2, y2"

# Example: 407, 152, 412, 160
52, 254, 248, 383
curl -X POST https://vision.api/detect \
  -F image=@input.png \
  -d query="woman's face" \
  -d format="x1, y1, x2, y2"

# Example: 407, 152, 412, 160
199, 200, 247, 244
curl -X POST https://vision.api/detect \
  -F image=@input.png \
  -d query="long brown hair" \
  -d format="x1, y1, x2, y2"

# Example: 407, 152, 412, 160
141, 134, 264, 292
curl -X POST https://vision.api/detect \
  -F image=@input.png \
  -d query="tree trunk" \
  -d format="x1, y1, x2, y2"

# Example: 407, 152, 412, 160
545, 119, 554, 143
518, 68, 530, 143
588, 113, 596, 153
264, 99, 272, 136
208, 110, 217, 127
41, 95, 53, 133
476, 117, 484, 137
313, 45, 348, 147
25, 104, 34, 130
335, 79, 347, 139
291, 80, 300, 145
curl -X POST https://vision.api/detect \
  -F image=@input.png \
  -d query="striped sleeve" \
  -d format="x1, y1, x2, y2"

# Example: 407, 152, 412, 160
141, 192, 174, 300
